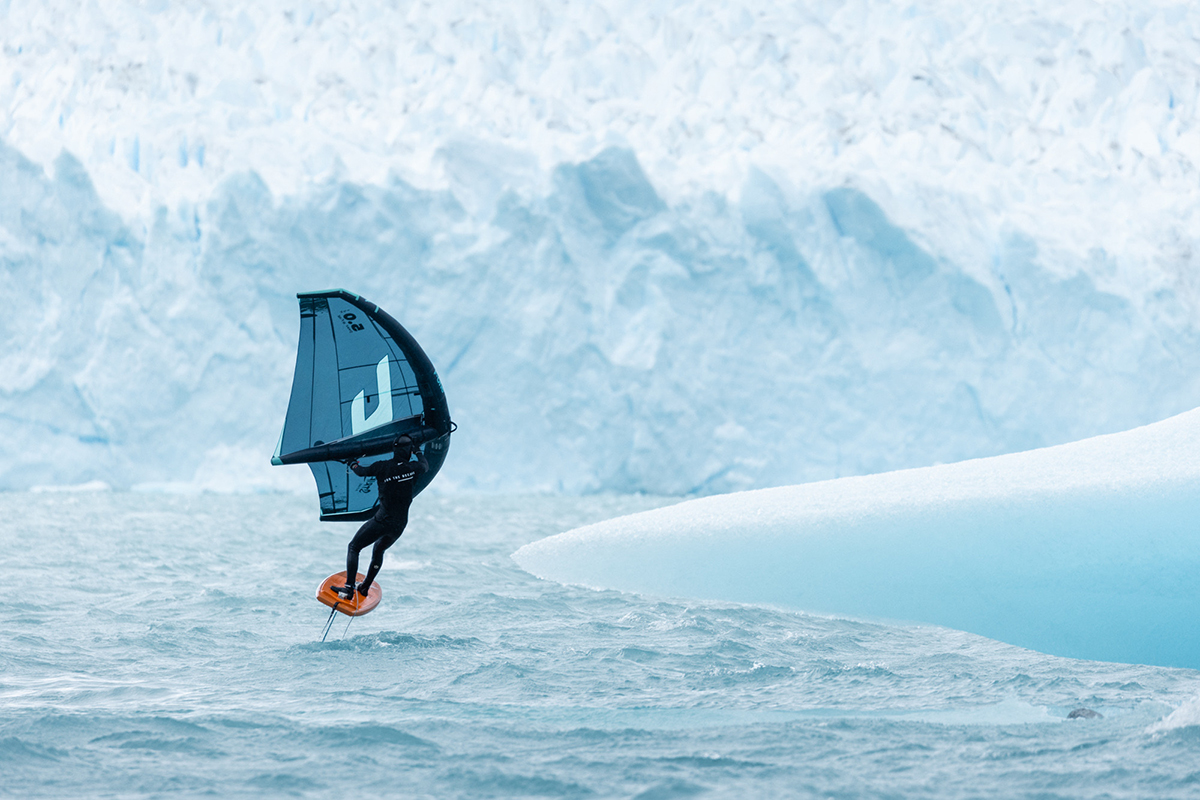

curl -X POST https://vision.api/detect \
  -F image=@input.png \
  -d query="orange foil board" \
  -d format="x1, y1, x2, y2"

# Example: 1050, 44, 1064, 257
316, 572, 382, 617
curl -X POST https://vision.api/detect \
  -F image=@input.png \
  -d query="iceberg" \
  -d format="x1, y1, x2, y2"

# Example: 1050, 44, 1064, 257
514, 409, 1200, 669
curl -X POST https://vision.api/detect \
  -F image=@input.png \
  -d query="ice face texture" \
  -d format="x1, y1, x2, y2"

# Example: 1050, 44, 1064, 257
2, 2, 1200, 493
514, 407, 1200, 668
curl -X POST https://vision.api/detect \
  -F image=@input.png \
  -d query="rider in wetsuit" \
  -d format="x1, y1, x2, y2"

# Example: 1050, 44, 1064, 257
333, 435, 429, 599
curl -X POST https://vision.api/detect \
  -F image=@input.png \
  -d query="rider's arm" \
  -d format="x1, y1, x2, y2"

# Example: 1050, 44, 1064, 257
348, 458, 377, 477
413, 447, 429, 474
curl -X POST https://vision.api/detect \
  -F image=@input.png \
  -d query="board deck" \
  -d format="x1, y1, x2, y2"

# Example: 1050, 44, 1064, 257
316, 572, 382, 617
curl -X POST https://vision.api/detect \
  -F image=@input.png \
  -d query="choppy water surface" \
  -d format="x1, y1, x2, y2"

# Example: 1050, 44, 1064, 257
2, 492, 1199, 798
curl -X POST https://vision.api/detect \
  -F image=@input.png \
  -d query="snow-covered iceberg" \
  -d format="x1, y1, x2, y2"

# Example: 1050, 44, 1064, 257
514, 410, 1200, 669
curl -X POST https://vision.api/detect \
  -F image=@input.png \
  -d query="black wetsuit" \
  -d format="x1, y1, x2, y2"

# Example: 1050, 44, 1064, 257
345, 451, 428, 593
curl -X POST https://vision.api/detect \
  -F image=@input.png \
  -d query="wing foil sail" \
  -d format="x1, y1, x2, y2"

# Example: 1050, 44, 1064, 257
272, 289, 452, 521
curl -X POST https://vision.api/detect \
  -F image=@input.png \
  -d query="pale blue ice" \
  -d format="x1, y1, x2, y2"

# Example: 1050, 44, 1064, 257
516, 408, 1200, 669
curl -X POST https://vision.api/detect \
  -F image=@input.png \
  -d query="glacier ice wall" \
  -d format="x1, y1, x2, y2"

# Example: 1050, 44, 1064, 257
513, 407, 1200, 668
3, 1, 1200, 493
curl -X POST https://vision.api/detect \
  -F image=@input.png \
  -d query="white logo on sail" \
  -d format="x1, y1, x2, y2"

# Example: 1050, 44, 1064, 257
351, 355, 393, 434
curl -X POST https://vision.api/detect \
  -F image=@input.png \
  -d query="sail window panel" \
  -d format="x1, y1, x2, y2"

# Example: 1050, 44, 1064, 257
348, 466, 379, 513
311, 302, 345, 444
308, 461, 342, 516
308, 459, 380, 517
280, 312, 318, 457
280, 299, 343, 453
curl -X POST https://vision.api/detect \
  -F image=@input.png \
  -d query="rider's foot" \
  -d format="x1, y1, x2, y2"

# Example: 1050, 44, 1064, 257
332, 583, 356, 599
357, 582, 372, 596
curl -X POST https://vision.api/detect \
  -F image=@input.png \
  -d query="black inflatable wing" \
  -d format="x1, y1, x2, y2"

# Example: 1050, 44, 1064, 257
271, 290, 452, 521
